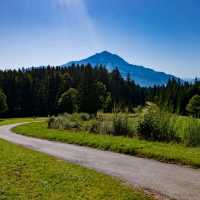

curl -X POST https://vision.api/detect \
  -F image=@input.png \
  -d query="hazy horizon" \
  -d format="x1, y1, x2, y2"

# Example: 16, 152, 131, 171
0, 0, 200, 78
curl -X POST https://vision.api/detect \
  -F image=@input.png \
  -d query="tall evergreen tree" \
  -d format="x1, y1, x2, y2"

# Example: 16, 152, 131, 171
0, 90, 7, 113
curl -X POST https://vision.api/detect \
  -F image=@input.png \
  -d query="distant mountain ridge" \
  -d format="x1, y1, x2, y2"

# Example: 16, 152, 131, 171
184, 77, 200, 83
62, 51, 179, 87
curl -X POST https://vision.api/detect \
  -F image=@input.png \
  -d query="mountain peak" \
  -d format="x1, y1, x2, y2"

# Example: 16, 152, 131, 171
95, 51, 120, 58
89, 51, 129, 66
63, 51, 179, 87
97, 50, 112, 55
65, 50, 128, 67
95, 50, 125, 59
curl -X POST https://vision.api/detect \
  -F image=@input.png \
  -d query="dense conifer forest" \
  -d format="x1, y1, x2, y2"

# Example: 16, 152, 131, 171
0, 64, 199, 117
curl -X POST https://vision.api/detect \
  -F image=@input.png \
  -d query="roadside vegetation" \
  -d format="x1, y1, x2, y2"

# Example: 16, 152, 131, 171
0, 139, 153, 200
46, 103, 200, 147
14, 107, 200, 167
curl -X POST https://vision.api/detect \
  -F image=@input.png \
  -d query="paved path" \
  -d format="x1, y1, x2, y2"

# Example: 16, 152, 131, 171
0, 124, 200, 200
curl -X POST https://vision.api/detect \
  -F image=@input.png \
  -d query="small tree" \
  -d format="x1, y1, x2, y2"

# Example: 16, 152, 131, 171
103, 92, 112, 112
0, 90, 8, 113
57, 88, 79, 113
96, 82, 107, 108
186, 95, 200, 118
95, 81, 112, 112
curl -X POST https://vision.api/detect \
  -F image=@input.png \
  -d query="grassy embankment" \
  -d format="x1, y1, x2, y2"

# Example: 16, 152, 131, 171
0, 138, 154, 200
14, 121, 200, 168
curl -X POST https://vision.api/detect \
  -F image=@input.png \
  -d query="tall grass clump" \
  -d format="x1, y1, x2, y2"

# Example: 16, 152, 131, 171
48, 116, 56, 129
84, 120, 113, 135
112, 113, 130, 136
84, 112, 132, 136
71, 113, 91, 121
84, 119, 102, 134
184, 118, 200, 147
48, 114, 81, 130
137, 103, 179, 142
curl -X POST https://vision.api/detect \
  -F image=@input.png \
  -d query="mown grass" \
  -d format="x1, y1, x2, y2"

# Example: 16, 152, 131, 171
14, 122, 200, 168
0, 138, 153, 200
0, 117, 46, 126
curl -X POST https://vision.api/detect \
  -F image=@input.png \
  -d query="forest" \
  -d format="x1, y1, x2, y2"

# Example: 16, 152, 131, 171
0, 64, 199, 118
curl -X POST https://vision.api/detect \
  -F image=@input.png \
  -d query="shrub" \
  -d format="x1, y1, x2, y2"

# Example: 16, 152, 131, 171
127, 124, 137, 137
84, 120, 101, 134
63, 113, 71, 119
85, 113, 132, 136
62, 118, 80, 129
158, 113, 180, 142
137, 104, 179, 142
70, 113, 91, 122
137, 108, 159, 140
112, 113, 130, 136
84, 119, 113, 135
99, 121, 113, 135
78, 113, 91, 121
48, 116, 56, 129
184, 119, 200, 147
48, 114, 80, 130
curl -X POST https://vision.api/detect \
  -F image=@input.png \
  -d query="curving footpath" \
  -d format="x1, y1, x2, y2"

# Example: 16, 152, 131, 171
0, 123, 200, 200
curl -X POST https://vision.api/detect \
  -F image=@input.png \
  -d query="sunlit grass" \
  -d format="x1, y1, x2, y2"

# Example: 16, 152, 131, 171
0, 139, 153, 200
0, 117, 47, 126
14, 122, 200, 168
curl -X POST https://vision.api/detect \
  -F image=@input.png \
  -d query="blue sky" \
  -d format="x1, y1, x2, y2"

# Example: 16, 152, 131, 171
0, 0, 200, 78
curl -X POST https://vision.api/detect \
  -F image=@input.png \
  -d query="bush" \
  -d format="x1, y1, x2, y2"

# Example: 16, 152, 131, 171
48, 114, 80, 130
99, 121, 113, 135
63, 113, 71, 118
84, 120, 101, 134
48, 116, 56, 129
84, 113, 132, 136
137, 104, 179, 142
77, 113, 91, 121
62, 118, 80, 129
112, 113, 130, 136
69, 113, 91, 122
184, 119, 200, 147
84, 118, 114, 135
57, 88, 80, 113
48, 113, 91, 131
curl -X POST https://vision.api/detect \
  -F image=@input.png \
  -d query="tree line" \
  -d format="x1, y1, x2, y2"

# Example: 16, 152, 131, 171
0, 64, 199, 117
0, 64, 146, 117
149, 78, 200, 117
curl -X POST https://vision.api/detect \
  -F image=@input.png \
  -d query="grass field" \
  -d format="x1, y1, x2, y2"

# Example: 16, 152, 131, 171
14, 121, 200, 168
0, 117, 46, 126
0, 138, 154, 200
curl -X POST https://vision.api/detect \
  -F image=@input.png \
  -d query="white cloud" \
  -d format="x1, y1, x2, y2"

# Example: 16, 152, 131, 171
53, 0, 102, 51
